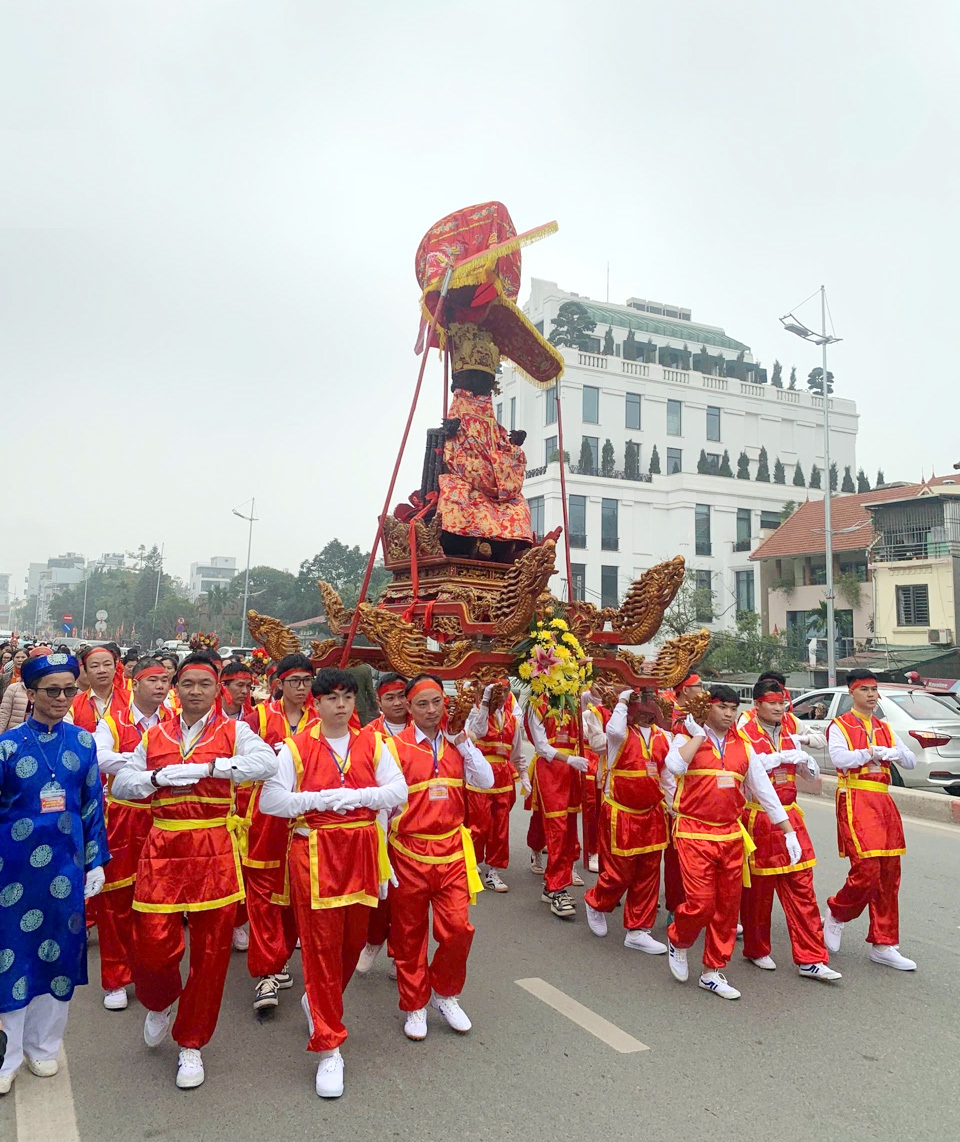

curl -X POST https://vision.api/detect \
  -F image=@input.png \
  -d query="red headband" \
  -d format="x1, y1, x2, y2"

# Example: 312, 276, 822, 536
81, 647, 116, 664
849, 677, 877, 691
710, 694, 737, 704
279, 667, 313, 682
677, 674, 701, 690
408, 678, 443, 700
756, 690, 785, 704
378, 680, 407, 696
177, 662, 219, 683
135, 665, 167, 680
225, 670, 253, 682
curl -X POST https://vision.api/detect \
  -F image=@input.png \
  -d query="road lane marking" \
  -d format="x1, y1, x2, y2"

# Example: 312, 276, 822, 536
515, 978, 649, 1053
16, 1047, 81, 1142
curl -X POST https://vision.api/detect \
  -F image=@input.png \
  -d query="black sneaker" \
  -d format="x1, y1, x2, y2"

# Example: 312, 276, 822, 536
274, 970, 293, 990
549, 889, 576, 919
253, 976, 279, 1011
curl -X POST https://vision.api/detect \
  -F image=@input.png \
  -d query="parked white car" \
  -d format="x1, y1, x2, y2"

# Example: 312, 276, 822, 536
790, 685, 960, 794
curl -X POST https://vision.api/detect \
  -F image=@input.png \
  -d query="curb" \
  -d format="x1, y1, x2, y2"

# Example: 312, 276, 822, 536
796, 773, 960, 826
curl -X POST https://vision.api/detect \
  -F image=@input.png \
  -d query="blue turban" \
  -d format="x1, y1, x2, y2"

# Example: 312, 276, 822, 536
21, 653, 80, 689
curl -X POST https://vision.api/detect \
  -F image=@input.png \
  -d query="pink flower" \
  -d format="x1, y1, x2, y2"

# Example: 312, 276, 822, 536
531, 644, 560, 676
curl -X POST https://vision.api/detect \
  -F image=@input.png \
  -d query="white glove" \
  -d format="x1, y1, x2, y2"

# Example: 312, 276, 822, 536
84, 866, 105, 899
618, 689, 635, 706
684, 713, 706, 738
154, 763, 207, 787
481, 684, 494, 705
326, 788, 362, 814
564, 755, 590, 773
518, 771, 532, 796
800, 754, 820, 779
444, 731, 468, 747
778, 749, 806, 767
795, 730, 827, 750
784, 831, 802, 866
874, 746, 899, 763
173, 762, 213, 783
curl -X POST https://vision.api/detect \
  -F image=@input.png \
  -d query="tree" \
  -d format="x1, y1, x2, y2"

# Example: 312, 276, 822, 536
876, 468, 886, 487
841, 466, 855, 493
297, 540, 390, 612
697, 449, 711, 474
548, 301, 596, 348
810, 463, 822, 489
830, 462, 838, 491
788, 366, 797, 390
228, 565, 305, 624
781, 500, 798, 522
756, 446, 771, 482
773, 457, 786, 484
624, 440, 640, 480
623, 329, 637, 361
793, 461, 806, 487
578, 437, 596, 474
548, 448, 570, 464
657, 574, 716, 642
770, 360, 783, 388
718, 449, 733, 478
601, 438, 615, 477
736, 451, 751, 480
602, 326, 615, 355
856, 468, 871, 493
702, 611, 800, 673
649, 444, 661, 475
807, 366, 835, 395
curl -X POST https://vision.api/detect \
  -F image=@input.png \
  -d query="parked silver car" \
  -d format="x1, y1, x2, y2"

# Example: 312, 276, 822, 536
790, 686, 960, 794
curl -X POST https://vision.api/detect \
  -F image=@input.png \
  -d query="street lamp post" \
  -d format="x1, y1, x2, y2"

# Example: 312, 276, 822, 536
232, 498, 258, 647
780, 287, 842, 684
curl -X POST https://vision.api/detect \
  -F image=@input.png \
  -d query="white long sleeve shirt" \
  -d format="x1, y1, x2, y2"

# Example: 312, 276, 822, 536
465, 703, 525, 775
413, 725, 494, 789
93, 702, 163, 777
525, 704, 582, 763
827, 721, 916, 771
110, 708, 277, 802
665, 728, 788, 825
260, 731, 408, 836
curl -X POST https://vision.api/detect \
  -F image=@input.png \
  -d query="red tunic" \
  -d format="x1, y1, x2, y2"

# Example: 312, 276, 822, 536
134, 715, 243, 912
524, 699, 581, 818
673, 731, 750, 841
604, 725, 669, 856
740, 717, 816, 875
470, 703, 519, 797
830, 712, 905, 858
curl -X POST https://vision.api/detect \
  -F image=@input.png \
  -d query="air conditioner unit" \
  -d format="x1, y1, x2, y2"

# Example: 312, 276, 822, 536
927, 628, 953, 645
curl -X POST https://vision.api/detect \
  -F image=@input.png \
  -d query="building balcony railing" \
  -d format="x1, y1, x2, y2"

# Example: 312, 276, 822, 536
601, 537, 619, 551
524, 464, 653, 484
871, 526, 960, 563
569, 533, 587, 549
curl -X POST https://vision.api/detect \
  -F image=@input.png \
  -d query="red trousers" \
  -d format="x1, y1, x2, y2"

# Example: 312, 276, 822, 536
828, 855, 901, 945
526, 807, 546, 853
668, 837, 742, 970
466, 787, 515, 869
585, 848, 661, 930
367, 892, 391, 948
289, 841, 369, 1052
246, 863, 298, 978
581, 773, 599, 858
390, 847, 474, 1011
97, 884, 136, 991
740, 869, 828, 965
663, 839, 686, 912
133, 904, 235, 1049
535, 759, 581, 892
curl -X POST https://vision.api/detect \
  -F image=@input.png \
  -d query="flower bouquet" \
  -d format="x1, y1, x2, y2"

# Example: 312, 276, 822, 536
249, 646, 270, 676
188, 630, 221, 652
513, 614, 591, 720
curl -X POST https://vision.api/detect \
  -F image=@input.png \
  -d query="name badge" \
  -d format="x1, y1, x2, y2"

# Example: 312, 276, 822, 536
428, 784, 449, 801
773, 768, 790, 785
716, 772, 735, 789
645, 762, 659, 778
40, 781, 67, 814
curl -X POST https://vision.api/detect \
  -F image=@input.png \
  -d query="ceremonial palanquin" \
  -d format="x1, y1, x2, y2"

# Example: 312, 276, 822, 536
248, 201, 711, 691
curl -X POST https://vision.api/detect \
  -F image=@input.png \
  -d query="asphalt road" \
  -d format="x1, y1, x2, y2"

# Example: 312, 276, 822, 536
3, 797, 959, 1142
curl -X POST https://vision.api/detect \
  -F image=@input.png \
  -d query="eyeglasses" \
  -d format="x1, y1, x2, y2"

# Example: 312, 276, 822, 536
36, 686, 79, 699
283, 677, 312, 688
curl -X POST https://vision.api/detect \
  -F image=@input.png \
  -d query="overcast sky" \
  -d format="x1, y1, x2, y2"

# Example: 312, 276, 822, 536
3, 1, 957, 595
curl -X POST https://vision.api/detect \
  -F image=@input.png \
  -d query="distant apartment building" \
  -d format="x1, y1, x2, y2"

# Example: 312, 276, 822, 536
188, 556, 238, 602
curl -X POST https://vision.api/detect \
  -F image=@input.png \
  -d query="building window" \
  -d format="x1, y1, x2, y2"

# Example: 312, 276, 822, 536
601, 565, 619, 608
896, 584, 930, 626
580, 436, 599, 474
569, 495, 586, 548
496, 403, 503, 425
545, 384, 557, 426
735, 508, 752, 552
735, 569, 756, 615
666, 447, 682, 474
583, 385, 599, 424
695, 569, 713, 621
529, 495, 544, 542
601, 499, 619, 551
510, 397, 516, 431
667, 399, 682, 436
706, 405, 721, 442
570, 563, 586, 601
695, 504, 712, 556
704, 452, 720, 475
545, 435, 558, 466
759, 510, 781, 531
625, 392, 641, 431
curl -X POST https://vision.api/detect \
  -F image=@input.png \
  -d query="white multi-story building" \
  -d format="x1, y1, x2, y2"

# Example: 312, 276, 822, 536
188, 556, 238, 602
28, 554, 86, 630
496, 281, 858, 634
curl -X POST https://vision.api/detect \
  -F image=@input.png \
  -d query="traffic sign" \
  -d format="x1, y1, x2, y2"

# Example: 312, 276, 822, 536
94, 620, 107, 635
62, 622, 71, 634
96, 610, 108, 621
62, 614, 73, 623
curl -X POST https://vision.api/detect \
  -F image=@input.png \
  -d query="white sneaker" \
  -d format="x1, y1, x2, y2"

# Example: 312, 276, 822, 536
587, 853, 599, 874
25, 1056, 59, 1078
585, 902, 608, 937
355, 942, 383, 975
388, 959, 397, 980
698, 971, 741, 1000
668, 940, 689, 982
870, 945, 917, 971
431, 994, 472, 1034
571, 869, 585, 887
624, 929, 667, 955
484, 868, 509, 893
103, 987, 128, 1010
0, 1070, 16, 1095
748, 955, 777, 971
736, 923, 743, 939
315, 1050, 344, 1098
175, 1048, 204, 1090
822, 908, 844, 953
799, 962, 843, 982
274, 968, 293, 990
529, 850, 545, 875
403, 1008, 428, 1040
301, 992, 315, 1034
231, 925, 249, 952
144, 1007, 172, 1048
